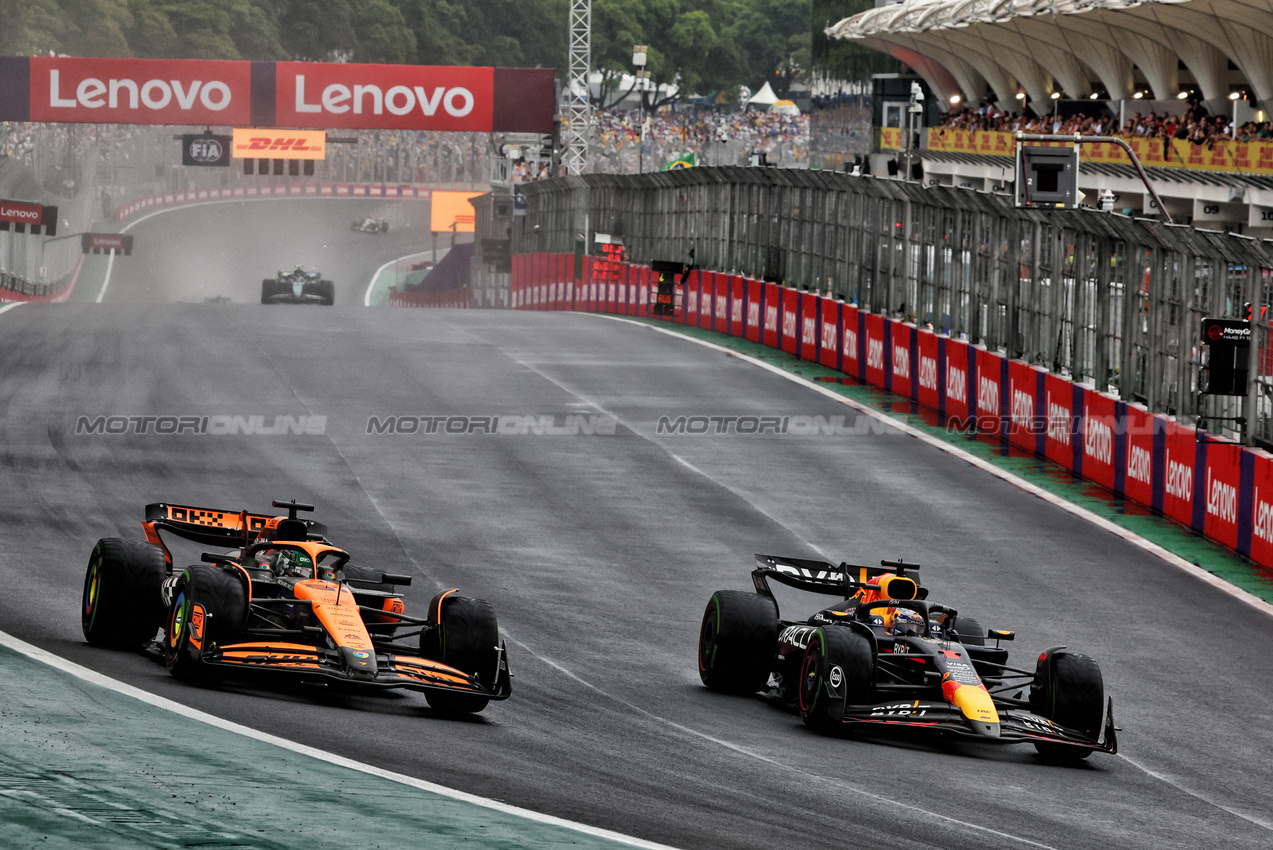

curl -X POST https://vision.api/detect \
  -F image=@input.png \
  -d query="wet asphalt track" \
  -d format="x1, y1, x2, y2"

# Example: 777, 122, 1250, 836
0, 199, 1270, 850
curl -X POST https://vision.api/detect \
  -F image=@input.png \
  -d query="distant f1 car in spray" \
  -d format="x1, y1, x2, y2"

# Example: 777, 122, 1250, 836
261, 267, 334, 305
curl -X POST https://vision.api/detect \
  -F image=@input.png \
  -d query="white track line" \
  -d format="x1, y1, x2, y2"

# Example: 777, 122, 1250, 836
593, 313, 1273, 619
0, 628, 677, 850
95, 249, 117, 303
0, 302, 24, 315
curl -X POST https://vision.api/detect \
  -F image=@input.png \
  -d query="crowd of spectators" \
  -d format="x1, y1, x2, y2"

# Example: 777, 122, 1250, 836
589, 107, 810, 172
937, 103, 1273, 147
3, 104, 816, 200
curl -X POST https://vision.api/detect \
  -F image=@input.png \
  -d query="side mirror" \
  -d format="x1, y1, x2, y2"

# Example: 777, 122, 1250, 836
988, 629, 1015, 641
380, 573, 412, 586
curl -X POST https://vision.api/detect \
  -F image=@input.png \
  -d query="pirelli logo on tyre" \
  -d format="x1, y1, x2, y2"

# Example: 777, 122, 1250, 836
232, 128, 326, 160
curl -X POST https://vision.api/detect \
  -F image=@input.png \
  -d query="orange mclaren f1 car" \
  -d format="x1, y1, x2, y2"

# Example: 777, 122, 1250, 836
698, 555, 1116, 760
82, 500, 510, 714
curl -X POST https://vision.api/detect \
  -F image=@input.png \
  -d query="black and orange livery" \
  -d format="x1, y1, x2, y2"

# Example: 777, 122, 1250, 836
83, 499, 510, 715
698, 554, 1116, 760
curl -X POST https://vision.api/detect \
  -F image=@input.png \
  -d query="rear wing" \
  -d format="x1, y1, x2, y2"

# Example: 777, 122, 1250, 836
143, 502, 328, 550
752, 554, 925, 599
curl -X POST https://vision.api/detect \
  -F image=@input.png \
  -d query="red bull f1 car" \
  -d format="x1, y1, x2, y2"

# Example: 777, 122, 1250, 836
81, 500, 510, 714
698, 555, 1116, 760
261, 267, 335, 305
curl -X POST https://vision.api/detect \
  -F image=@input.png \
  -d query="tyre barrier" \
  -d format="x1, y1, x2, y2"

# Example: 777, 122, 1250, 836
389, 288, 469, 308
0, 256, 81, 303
511, 251, 1273, 571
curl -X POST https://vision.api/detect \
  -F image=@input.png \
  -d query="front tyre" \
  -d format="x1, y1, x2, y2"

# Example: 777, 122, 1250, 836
1030, 649, 1105, 760
698, 590, 778, 694
82, 538, 167, 648
421, 594, 500, 714
799, 627, 874, 732
952, 616, 985, 646
164, 564, 248, 683
317, 280, 335, 306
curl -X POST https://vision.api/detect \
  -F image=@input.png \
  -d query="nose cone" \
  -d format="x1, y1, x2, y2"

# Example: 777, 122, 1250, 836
340, 646, 378, 679
972, 720, 1000, 738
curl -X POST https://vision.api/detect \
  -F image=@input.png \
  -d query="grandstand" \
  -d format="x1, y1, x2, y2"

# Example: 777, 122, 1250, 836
827, 0, 1273, 233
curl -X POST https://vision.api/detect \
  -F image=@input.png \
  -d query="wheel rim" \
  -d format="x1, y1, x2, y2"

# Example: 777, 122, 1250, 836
168, 591, 187, 649
83, 557, 101, 623
798, 633, 823, 713
698, 600, 720, 674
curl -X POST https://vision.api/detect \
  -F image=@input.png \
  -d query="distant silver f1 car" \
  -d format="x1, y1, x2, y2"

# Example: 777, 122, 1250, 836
699, 555, 1117, 760
261, 267, 335, 305
351, 217, 389, 234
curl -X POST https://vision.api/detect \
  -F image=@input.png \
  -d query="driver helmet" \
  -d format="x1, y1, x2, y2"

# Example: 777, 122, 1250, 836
890, 609, 925, 637
271, 549, 313, 578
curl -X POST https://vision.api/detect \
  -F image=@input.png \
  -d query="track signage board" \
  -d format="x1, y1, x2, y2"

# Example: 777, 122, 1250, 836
231, 128, 326, 160
182, 133, 232, 166
0, 199, 57, 235
81, 233, 134, 255
0, 56, 554, 132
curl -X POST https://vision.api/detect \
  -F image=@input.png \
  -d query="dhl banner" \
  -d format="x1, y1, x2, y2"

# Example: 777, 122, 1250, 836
232, 128, 326, 159
925, 129, 1273, 176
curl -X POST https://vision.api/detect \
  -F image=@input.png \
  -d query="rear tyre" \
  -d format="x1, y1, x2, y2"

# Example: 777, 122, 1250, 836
261, 279, 279, 304
697, 590, 778, 694
421, 594, 499, 714
164, 565, 248, 683
1030, 650, 1105, 760
317, 279, 335, 306
952, 616, 985, 646
799, 627, 874, 732
81, 538, 167, 648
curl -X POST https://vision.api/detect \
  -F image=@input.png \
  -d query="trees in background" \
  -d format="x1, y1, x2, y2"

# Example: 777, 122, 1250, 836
0, 0, 815, 101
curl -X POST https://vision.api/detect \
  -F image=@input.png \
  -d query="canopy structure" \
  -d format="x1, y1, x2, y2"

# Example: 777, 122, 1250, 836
747, 81, 780, 107
827, 0, 1273, 112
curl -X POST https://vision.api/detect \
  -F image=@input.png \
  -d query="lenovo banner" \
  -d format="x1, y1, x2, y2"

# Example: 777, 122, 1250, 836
81, 233, 134, 255
28, 57, 252, 125
1, 57, 555, 132
0, 199, 57, 235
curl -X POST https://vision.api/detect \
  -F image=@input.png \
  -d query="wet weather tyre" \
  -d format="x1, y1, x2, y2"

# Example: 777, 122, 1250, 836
317, 280, 335, 305
164, 565, 248, 683
953, 616, 985, 646
421, 594, 499, 714
799, 627, 874, 733
82, 538, 167, 648
261, 279, 280, 304
698, 590, 778, 694
1030, 651, 1104, 760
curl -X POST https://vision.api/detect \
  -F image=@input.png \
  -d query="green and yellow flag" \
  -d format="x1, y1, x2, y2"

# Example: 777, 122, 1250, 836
662, 152, 696, 170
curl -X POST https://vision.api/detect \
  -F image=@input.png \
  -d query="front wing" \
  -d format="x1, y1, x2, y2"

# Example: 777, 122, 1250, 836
200, 640, 512, 701
839, 697, 1117, 754
262, 288, 328, 305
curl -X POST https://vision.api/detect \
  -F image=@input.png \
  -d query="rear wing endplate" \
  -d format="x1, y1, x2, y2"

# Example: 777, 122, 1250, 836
144, 502, 327, 548
752, 554, 923, 598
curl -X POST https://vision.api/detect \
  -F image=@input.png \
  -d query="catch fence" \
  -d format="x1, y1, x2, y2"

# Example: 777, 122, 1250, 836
514, 168, 1273, 445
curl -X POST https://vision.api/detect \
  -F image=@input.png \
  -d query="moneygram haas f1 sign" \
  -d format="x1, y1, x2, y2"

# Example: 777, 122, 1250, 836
0, 56, 554, 133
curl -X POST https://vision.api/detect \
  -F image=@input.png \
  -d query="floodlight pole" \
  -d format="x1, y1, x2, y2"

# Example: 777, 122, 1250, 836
1015, 133, 1173, 223
565, 0, 592, 176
